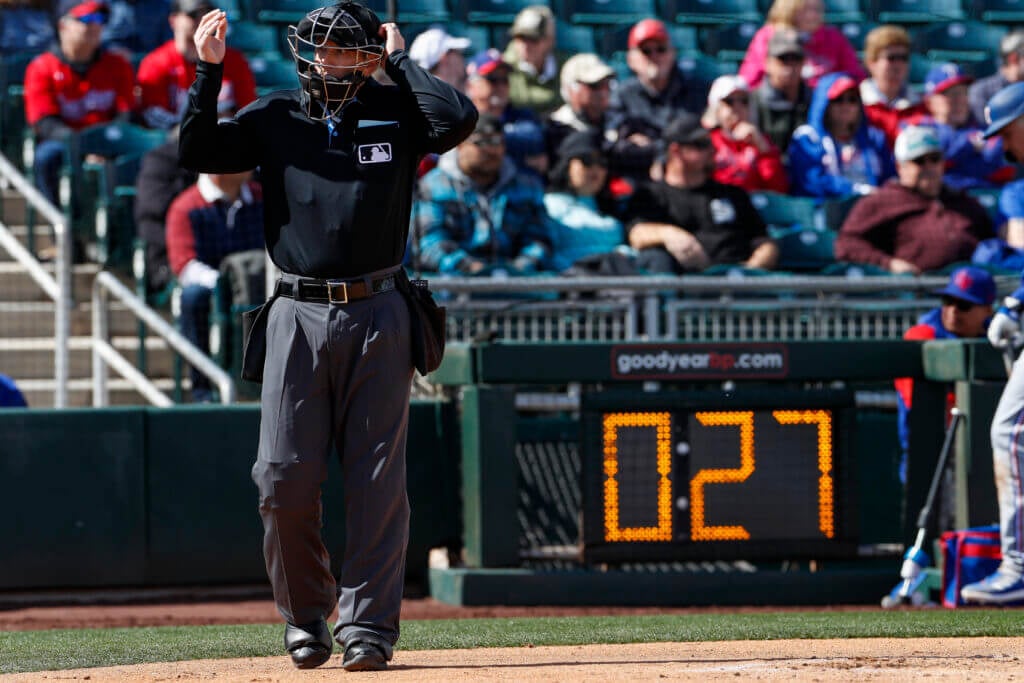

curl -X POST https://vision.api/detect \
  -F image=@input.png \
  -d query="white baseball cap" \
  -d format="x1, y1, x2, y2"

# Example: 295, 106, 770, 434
894, 125, 942, 163
408, 27, 472, 71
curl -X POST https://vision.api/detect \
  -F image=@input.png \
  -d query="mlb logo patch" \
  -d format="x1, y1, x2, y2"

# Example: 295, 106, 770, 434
358, 143, 393, 164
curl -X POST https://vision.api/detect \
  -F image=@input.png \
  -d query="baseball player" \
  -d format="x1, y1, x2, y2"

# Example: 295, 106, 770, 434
178, 1, 476, 670
959, 81, 1024, 604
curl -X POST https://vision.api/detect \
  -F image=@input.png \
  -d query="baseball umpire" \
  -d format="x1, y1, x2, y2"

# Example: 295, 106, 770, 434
958, 81, 1024, 605
178, 1, 477, 671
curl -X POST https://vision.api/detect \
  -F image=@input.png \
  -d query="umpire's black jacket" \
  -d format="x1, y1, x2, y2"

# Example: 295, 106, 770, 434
179, 50, 478, 279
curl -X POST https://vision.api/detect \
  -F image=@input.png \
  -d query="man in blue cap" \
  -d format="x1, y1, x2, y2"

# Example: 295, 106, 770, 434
955, 84, 1024, 604
895, 266, 996, 483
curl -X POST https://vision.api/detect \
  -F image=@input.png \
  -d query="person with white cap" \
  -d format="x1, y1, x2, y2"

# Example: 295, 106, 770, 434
703, 74, 788, 193
835, 125, 993, 274
407, 26, 471, 91
503, 4, 560, 115
955, 81, 1024, 605
545, 52, 615, 159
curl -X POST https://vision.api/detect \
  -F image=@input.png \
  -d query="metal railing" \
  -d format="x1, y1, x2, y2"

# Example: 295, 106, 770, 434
0, 152, 71, 407
92, 271, 236, 406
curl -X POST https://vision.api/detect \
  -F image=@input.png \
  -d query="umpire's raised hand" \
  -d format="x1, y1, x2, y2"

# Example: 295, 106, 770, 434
195, 9, 228, 64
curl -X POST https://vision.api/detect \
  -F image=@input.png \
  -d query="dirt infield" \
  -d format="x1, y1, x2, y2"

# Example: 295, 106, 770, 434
4, 638, 1023, 681
2, 600, 1022, 681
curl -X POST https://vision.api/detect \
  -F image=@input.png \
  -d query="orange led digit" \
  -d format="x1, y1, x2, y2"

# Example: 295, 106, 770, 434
690, 411, 755, 541
602, 412, 673, 542
773, 410, 835, 539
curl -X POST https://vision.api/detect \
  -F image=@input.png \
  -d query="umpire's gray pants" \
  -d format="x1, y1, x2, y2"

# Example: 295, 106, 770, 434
989, 351, 1024, 575
251, 280, 413, 652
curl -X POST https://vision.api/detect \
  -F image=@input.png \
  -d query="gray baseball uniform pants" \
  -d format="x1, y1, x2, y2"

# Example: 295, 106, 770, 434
989, 351, 1024, 576
251, 272, 413, 654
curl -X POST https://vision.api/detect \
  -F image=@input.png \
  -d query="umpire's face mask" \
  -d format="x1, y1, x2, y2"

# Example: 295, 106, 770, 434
288, 5, 384, 120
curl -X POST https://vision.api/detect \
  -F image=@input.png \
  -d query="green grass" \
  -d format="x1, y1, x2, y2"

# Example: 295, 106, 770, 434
1, 611, 1022, 674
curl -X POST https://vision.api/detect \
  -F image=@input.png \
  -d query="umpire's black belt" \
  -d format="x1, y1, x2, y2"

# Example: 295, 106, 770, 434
276, 270, 397, 304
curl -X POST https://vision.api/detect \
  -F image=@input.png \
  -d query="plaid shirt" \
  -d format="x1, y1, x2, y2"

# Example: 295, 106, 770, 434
412, 155, 552, 274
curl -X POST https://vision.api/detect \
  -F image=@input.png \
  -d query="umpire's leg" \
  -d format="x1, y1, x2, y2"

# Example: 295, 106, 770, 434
251, 296, 338, 625
330, 288, 413, 657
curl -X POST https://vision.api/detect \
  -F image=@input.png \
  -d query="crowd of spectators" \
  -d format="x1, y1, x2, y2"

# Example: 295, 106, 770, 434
9, 0, 1024, 283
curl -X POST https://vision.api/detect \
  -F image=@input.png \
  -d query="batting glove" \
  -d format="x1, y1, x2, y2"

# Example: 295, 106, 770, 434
988, 298, 1024, 349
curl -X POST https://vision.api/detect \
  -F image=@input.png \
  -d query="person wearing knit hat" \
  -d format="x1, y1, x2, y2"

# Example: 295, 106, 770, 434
703, 74, 788, 192
835, 125, 993, 274
408, 26, 471, 90
544, 130, 629, 272
502, 5, 561, 115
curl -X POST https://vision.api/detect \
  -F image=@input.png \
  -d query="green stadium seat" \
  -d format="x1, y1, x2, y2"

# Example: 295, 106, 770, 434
824, 0, 869, 23
665, 0, 761, 25
227, 20, 282, 58
772, 226, 836, 272
93, 154, 144, 268
966, 187, 1003, 225
701, 22, 761, 63
750, 191, 821, 231
676, 53, 739, 91
910, 21, 1005, 66
250, 0, 321, 25
461, 0, 548, 24
248, 55, 300, 95
821, 194, 862, 231
870, 0, 966, 23
363, 0, 450, 23
969, 0, 1024, 23
838, 21, 878, 53
565, 0, 657, 25
0, 51, 34, 171
556, 23, 598, 58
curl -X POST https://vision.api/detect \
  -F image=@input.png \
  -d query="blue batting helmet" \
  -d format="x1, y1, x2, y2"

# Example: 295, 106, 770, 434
982, 81, 1024, 138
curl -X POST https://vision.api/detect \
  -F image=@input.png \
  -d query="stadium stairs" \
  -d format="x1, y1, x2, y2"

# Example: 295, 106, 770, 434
0, 186, 178, 406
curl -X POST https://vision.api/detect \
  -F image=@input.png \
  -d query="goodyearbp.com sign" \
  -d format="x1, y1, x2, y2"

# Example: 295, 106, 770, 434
611, 344, 789, 380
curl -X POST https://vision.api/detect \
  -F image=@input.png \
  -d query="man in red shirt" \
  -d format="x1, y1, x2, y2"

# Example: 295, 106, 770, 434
136, 0, 256, 129
23, 0, 135, 206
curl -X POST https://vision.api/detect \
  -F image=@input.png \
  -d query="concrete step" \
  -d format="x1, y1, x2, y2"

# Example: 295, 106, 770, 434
0, 261, 103, 301
1, 187, 28, 226
0, 336, 176, 379
0, 300, 170, 337
0, 223, 57, 261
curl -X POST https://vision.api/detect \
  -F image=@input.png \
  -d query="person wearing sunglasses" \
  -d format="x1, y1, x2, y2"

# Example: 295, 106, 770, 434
835, 125, 993, 274
860, 25, 926, 148
23, 0, 135, 210
893, 266, 995, 489
751, 28, 812, 156
543, 130, 633, 274
412, 113, 551, 276
788, 73, 894, 199
739, 0, 865, 90
702, 74, 788, 193
607, 18, 705, 182
624, 112, 778, 274
137, 0, 256, 130
464, 49, 545, 177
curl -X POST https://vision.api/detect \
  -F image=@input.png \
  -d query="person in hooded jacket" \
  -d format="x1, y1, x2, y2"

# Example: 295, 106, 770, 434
787, 72, 894, 199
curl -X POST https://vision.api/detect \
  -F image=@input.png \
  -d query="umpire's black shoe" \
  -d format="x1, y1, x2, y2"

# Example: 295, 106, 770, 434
284, 619, 333, 669
342, 640, 388, 672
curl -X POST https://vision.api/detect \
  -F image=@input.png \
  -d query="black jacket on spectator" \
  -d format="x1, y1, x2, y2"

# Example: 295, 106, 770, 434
134, 139, 198, 293
625, 179, 770, 272
606, 66, 704, 181
753, 79, 811, 159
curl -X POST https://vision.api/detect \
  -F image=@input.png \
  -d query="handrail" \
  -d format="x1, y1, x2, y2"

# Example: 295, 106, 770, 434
92, 271, 237, 406
0, 152, 70, 408
428, 273, 992, 295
